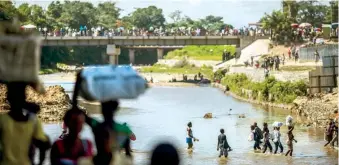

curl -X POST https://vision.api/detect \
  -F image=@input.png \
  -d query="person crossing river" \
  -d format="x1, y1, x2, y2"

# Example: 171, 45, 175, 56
217, 128, 232, 157
186, 122, 199, 150
252, 122, 263, 151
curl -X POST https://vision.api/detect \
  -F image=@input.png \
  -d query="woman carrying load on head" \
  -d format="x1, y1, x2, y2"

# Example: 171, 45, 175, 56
0, 82, 51, 165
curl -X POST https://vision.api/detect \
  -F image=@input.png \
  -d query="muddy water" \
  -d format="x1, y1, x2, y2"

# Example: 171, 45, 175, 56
42, 83, 338, 165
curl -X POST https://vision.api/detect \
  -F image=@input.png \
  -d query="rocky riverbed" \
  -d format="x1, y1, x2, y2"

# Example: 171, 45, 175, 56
292, 91, 338, 128
0, 85, 71, 122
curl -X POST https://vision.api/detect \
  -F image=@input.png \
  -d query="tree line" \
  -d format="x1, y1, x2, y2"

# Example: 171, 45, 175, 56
1, 0, 337, 34
260, 0, 338, 42
0, 1, 233, 33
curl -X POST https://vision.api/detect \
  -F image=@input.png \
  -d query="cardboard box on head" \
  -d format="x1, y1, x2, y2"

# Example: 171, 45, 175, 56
0, 18, 45, 94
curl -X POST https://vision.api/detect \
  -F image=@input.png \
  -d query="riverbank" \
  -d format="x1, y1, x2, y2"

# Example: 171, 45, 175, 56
292, 91, 338, 128
0, 85, 71, 122
212, 82, 338, 128
39, 68, 59, 75
211, 83, 293, 109
39, 72, 200, 86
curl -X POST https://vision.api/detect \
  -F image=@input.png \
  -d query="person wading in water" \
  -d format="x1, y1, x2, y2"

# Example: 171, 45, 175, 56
273, 127, 283, 154
252, 122, 263, 151
262, 123, 272, 154
285, 126, 297, 156
217, 128, 232, 157
186, 122, 198, 150
324, 120, 334, 147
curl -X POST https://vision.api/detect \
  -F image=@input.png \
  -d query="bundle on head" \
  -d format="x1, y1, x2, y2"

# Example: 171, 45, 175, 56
0, 18, 42, 86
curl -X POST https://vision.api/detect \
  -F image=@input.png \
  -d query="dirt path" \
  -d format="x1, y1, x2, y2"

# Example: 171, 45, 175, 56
228, 66, 309, 82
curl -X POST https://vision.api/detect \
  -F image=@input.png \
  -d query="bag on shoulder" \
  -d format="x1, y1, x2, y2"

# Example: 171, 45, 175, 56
248, 132, 254, 141
79, 65, 148, 102
256, 127, 263, 139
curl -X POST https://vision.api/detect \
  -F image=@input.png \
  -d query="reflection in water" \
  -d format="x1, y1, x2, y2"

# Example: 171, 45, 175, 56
42, 85, 338, 165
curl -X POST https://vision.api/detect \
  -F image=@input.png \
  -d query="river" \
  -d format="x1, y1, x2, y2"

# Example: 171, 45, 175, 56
42, 81, 338, 165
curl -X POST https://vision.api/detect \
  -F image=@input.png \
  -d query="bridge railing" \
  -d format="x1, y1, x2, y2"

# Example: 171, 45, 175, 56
41, 35, 241, 40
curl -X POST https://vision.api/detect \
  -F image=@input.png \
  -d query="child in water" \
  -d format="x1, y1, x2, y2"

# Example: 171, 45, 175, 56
217, 128, 232, 157
186, 122, 198, 149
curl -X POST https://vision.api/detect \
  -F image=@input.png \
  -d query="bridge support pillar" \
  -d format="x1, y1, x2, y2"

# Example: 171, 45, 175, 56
107, 44, 120, 65
128, 49, 136, 65
157, 48, 164, 60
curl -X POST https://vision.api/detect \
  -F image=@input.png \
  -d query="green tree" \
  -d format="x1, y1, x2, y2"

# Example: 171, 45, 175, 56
17, 3, 31, 23
0, 1, 17, 20
96, 2, 120, 29
296, 0, 329, 27
120, 16, 133, 29
46, 1, 63, 28
169, 10, 182, 23
199, 15, 226, 32
329, 0, 338, 23
29, 5, 47, 28
59, 1, 97, 29
282, 0, 298, 21
129, 6, 165, 29
261, 10, 293, 42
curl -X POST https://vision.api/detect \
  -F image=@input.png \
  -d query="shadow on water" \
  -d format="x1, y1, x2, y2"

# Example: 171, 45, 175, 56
42, 82, 338, 165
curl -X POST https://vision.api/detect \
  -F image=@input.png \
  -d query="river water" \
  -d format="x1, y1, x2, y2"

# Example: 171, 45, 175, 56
42, 82, 338, 165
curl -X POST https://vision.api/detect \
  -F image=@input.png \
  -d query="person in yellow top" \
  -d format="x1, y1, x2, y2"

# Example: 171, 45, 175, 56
0, 82, 50, 165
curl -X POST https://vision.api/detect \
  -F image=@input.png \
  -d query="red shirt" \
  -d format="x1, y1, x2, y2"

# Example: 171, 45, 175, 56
52, 139, 94, 163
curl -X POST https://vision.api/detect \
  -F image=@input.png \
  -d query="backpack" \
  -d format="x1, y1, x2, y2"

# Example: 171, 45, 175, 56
248, 132, 254, 141
256, 127, 263, 139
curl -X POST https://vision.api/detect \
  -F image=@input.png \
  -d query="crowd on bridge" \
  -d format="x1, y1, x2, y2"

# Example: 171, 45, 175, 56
37, 25, 270, 37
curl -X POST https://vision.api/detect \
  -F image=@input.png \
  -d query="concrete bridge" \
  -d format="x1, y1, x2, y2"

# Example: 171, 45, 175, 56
42, 36, 241, 47
41, 36, 268, 65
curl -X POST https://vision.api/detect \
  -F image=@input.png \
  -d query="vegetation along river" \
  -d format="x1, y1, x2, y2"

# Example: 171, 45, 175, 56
42, 80, 338, 165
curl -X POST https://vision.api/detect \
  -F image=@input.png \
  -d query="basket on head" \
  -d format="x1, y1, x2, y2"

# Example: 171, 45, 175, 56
0, 20, 44, 93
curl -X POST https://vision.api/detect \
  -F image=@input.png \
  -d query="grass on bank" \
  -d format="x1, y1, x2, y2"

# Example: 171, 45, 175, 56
140, 63, 214, 79
39, 68, 59, 75
221, 73, 308, 104
165, 45, 236, 61
280, 66, 316, 72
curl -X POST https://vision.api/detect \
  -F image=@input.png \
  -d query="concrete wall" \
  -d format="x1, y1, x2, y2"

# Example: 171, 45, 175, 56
299, 44, 338, 62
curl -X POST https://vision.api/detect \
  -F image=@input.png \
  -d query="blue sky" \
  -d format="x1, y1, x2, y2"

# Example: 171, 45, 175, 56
14, 0, 285, 28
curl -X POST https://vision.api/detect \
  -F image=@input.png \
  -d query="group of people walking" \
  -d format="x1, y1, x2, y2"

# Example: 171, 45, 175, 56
250, 122, 297, 156
185, 120, 300, 158
324, 116, 338, 148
